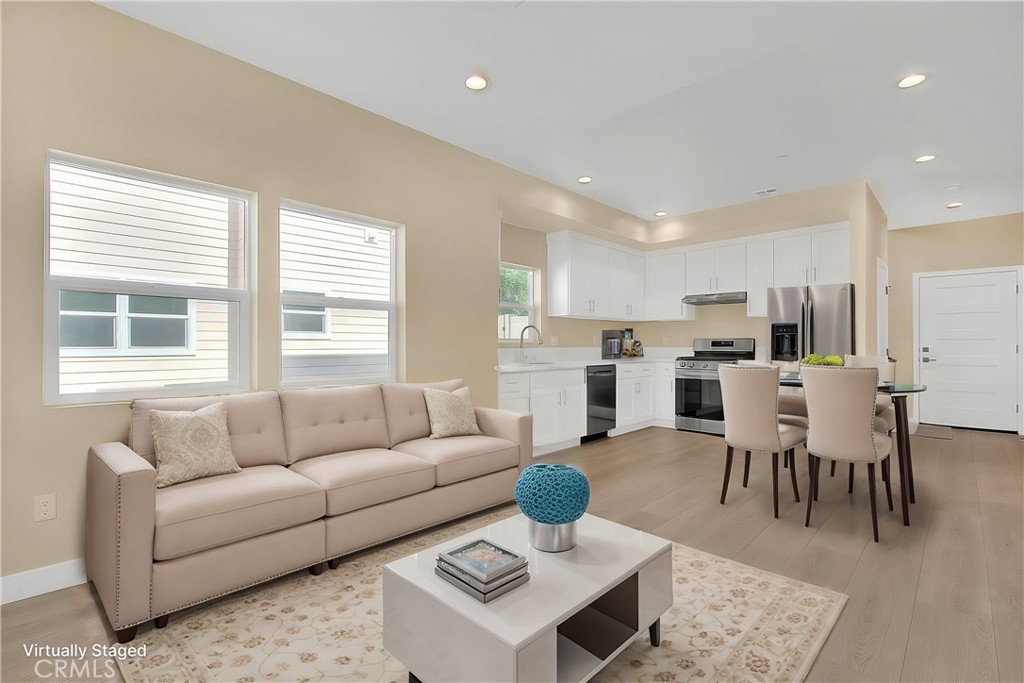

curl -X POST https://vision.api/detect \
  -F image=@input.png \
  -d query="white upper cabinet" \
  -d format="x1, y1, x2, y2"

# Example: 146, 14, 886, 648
773, 234, 812, 287
810, 228, 849, 284
644, 251, 694, 320
745, 240, 774, 317
714, 243, 747, 292
547, 232, 609, 318
548, 224, 847, 321
773, 227, 849, 288
684, 248, 716, 295
686, 244, 746, 294
607, 248, 645, 320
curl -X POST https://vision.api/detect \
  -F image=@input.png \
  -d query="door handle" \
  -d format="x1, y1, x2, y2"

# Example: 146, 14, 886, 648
921, 357, 938, 363
813, 266, 818, 281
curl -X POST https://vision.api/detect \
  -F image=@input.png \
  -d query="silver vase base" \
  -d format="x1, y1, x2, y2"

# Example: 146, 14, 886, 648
528, 519, 577, 552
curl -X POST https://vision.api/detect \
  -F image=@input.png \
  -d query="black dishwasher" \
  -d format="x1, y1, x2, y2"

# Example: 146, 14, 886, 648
585, 365, 617, 441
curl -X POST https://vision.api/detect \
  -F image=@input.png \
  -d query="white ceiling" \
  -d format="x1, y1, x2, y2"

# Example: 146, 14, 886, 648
102, 1, 1023, 230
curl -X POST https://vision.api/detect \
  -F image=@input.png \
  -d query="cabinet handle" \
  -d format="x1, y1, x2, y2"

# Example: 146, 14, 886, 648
709, 276, 712, 291
805, 267, 809, 284
814, 266, 817, 281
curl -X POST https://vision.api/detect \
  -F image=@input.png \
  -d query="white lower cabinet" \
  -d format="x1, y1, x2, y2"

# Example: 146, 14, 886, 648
528, 369, 585, 447
616, 363, 654, 428
498, 372, 531, 415
654, 362, 676, 422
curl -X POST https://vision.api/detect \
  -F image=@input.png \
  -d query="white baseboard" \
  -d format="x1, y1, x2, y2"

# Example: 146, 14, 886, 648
609, 419, 658, 437
1, 558, 87, 605
533, 438, 581, 457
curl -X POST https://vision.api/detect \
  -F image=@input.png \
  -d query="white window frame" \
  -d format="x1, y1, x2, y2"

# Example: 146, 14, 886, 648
281, 289, 330, 340
498, 263, 537, 341
44, 151, 254, 405
279, 200, 398, 387
59, 292, 197, 357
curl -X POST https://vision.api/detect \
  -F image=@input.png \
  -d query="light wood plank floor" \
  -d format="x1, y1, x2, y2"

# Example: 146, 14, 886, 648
2, 427, 1021, 682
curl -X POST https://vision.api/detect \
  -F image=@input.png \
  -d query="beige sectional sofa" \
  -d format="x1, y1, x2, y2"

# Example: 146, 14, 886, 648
86, 380, 532, 643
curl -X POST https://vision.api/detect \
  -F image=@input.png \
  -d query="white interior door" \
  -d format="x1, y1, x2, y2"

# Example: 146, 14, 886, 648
917, 269, 1019, 430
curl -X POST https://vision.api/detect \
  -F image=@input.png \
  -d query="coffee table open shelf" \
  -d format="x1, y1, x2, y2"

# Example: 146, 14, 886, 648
383, 513, 672, 683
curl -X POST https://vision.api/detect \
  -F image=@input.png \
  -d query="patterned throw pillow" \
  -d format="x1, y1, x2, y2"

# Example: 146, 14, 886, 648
150, 402, 241, 488
423, 386, 482, 439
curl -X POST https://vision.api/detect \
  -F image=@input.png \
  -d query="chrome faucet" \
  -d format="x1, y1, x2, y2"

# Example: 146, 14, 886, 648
519, 325, 543, 363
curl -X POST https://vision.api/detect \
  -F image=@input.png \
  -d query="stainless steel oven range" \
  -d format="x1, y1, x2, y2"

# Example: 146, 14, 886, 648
675, 338, 755, 435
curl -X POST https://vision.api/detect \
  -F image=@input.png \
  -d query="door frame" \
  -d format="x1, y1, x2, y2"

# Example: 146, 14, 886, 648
877, 258, 889, 357
912, 265, 1023, 435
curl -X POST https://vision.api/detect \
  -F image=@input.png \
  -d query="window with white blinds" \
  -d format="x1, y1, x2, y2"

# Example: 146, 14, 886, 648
279, 204, 396, 385
45, 154, 251, 404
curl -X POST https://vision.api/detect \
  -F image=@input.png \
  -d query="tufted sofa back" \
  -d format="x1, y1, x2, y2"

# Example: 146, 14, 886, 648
279, 384, 390, 463
129, 391, 287, 467
381, 379, 464, 446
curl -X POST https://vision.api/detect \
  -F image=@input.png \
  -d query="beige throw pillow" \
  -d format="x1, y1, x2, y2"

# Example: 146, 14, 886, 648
423, 386, 482, 439
150, 402, 241, 488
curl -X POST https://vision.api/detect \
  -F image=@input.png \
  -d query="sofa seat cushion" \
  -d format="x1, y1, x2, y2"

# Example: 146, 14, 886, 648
392, 435, 519, 486
154, 465, 325, 561
289, 449, 435, 516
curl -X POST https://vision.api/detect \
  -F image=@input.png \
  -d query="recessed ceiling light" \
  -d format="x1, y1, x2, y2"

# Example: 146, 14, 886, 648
465, 74, 488, 91
914, 155, 936, 163
945, 184, 961, 191
946, 202, 963, 209
898, 73, 927, 89
654, 211, 667, 217
577, 176, 592, 184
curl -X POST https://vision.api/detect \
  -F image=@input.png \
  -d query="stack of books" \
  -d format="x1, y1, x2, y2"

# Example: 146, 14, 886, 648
435, 539, 529, 603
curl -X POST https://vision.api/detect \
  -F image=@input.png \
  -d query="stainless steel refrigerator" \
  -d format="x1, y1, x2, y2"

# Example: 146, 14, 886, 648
767, 283, 855, 361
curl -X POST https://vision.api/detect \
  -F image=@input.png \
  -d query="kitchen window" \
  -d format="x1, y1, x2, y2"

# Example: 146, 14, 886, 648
499, 264, 536, 341
44, 153, 252, 404
279, 203, 397, 386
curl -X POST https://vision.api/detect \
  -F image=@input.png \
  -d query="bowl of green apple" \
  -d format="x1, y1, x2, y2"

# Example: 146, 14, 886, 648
800, 353, 844, 367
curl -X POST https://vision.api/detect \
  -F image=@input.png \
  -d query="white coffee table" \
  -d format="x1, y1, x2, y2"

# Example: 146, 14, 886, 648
383, 513, 673, 683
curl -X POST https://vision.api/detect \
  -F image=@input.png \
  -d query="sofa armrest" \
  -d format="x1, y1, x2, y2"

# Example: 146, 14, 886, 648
475, 407, 533, 471
86, 442, 156, 630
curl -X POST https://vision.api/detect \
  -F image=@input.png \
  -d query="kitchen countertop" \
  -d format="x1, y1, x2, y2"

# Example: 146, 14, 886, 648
496, 357, 673, 374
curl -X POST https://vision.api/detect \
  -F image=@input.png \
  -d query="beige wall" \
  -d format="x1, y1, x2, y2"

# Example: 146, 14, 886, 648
887, 213, 1024, 383
0, 2, 645, 576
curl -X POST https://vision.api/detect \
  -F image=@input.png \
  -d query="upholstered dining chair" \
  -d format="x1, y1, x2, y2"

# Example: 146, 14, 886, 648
830, 356, 898, 488
801, 365, 894, 542
736, 361, 805, 469
718, 364, 805, 518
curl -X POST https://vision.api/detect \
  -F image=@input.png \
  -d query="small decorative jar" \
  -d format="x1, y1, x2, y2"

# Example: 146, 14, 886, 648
514, 464, 590, 552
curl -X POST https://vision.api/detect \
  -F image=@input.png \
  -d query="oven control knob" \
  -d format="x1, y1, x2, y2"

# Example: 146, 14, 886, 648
688, 361, 695, 368
702, 362, 709, 369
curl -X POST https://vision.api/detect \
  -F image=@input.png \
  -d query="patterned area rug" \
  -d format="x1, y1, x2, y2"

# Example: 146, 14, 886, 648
119, 507, 845, 683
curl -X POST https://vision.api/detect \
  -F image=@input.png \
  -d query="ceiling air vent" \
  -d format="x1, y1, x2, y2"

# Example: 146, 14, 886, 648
753, 187, 778, 198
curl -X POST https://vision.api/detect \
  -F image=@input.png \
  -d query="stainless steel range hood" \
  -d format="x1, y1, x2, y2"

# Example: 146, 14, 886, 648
681, 291, 748, 306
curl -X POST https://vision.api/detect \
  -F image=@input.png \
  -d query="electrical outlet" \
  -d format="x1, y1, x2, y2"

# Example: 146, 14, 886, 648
34, 493, 56, 522
550, 336, 558, 346
593, 335, 599, 345
663, 337, 669, 345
